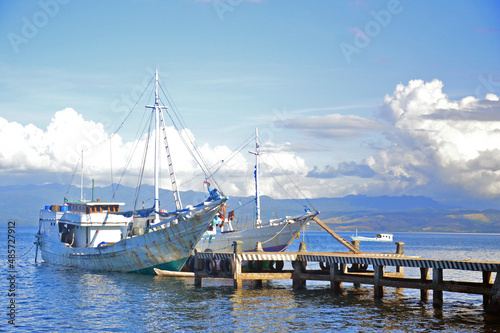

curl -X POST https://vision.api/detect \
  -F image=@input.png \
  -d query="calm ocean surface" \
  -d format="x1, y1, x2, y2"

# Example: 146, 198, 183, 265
2, 225, 500, 332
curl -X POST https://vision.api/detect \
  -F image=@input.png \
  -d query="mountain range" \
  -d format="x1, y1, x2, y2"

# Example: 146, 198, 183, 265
2, 183, 500, 233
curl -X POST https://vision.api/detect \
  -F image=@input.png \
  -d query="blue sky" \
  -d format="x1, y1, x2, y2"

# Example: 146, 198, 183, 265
1, 0, 500, 206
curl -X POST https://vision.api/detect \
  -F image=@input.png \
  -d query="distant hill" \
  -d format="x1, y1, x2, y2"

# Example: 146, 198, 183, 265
2, 183, 500, 233
319, 208, 500, 233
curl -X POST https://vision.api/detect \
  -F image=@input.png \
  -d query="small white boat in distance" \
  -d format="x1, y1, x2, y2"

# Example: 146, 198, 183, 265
350, 230, 393, 243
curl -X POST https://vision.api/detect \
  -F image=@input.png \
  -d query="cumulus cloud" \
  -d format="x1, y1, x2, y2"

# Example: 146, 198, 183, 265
5, 79, 500, 204
369, 79, 500, 200
289, 79, 500, 202
0, 109, 108, 173
0, 108, 309, 200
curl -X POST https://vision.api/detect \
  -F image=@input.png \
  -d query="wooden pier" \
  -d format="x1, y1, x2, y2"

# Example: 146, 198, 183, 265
192, 241, 500, 313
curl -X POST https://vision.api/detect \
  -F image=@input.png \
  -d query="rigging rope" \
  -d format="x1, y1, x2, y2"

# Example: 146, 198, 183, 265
109, 75, 154, 140
110, 138, 114, 198
64, 157, 81, 199
65, 75, 154, 201
157, 78, 221, 189
133, 113, 153, 211
112, 109, 152, 201
19, 242, 36, 258
260, 140, 317, 212
206, 133, 254, 179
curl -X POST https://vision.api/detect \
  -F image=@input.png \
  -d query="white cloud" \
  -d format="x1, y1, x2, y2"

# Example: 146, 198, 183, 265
284, 79, 500, 203
4, 79, 500, 204
285, 113, 387, 139
368, 79, 500, 200
0, 108, 309, 200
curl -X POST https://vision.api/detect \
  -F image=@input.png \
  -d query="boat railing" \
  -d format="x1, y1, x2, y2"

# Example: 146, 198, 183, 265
149, 197, 228, 231
269, 211, 318, 226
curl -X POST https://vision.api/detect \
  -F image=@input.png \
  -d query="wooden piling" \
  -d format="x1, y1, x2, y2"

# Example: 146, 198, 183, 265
351, 240, 361, 288
482, 271, 493, 306
486, 270, 500, 313
194, 248, 202, 287
374, 265, 385, 299
233, 241, 243, 289
420, 267, 430, 302
190, 247, 500, 314
330, 263, 342, 293
292, 241, 308, 290
395, 242, 405, 277
433, 268, 444, 308
254, 242, 263, 288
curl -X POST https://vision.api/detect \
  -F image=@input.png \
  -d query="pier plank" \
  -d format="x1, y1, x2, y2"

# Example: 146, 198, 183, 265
193, 242, 500, 314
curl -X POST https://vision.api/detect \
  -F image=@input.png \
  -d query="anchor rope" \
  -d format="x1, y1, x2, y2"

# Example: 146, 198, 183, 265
260, 221, 294, 245
20, 242, 36, 258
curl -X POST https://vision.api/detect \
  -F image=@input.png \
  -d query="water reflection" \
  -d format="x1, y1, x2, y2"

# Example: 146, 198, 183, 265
230, 288, 300, 332
3, 226, 500, 332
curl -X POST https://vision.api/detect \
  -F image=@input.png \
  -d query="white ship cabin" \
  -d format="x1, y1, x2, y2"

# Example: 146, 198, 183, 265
376, 233, 393, 241
40, 200, 132, 249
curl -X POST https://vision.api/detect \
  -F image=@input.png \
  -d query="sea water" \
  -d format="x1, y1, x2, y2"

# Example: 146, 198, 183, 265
1, 225, 500, 332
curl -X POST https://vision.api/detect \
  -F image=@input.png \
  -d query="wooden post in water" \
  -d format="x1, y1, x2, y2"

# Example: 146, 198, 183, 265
433, 268, 444, 308
351, 240, 361, 288
395, 242, 405, 277
330, 263, 343, 293
420, 267, 430, 302
374, 265, 385, 299
486, 270, 500, 313
254, 241, 263, 288
292, 241, 307, 290
482, 271, 493, 307
194, 248, 202, 287
233, 241, 243, 289
394, 242, 405, 294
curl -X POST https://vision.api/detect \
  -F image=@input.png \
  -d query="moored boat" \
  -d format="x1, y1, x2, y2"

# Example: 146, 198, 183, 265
35, 71, 227, 274
186, 129, 318, 269
350, 230, 394, 243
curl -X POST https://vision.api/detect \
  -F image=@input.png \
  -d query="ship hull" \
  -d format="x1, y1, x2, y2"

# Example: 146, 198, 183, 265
196, 212, 317, 253
38, 199, 225, 274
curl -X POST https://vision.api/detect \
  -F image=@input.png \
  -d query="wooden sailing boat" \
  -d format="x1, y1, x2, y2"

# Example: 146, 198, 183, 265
191, 128, 318, 262
35, 71, 227, 274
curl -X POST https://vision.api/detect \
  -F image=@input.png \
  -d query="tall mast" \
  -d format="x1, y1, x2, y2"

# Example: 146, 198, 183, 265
80, 150, 83, 201
249, 128, 262, 225
145, 70, 165, 224
146, 70, 183, 222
